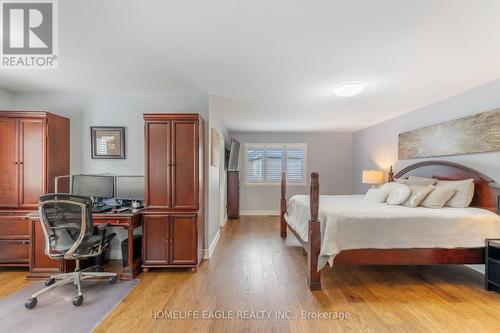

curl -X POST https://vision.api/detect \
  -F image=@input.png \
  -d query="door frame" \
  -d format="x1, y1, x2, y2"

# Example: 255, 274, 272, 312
219, 134, 227, 227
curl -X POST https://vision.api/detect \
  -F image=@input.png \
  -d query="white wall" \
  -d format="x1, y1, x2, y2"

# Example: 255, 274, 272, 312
353, 79, 500, 194
230, 132, 353, 213
207, 98, 229, 254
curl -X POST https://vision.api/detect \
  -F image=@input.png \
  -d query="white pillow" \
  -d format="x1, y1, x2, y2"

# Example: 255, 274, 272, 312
435, 179, 475, 208
386, 184, 411, 205
402, 185, 434, 207
407, 176, 438, 186
420, 186, 456, 209
365, 188, 389, 203
379, 182, 401, 194
395, 178, 408, 184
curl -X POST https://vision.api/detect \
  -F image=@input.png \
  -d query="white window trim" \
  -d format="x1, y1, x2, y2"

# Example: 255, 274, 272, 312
244, 143, 307, 187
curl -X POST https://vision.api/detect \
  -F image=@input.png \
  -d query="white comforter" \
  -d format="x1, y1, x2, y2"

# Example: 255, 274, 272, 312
284, 195, 500, 270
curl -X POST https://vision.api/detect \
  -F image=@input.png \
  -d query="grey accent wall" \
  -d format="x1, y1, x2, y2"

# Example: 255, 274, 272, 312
11, 92, 209, 174
353, 79, 500, 195
230, 132, 353, 213
0, 88, 13, 108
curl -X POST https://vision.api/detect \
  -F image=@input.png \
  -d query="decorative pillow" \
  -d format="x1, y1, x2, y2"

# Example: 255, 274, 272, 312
395, 178, 408, 184
386, 184, 411, 205
402, 185, 434, 207
379, 182, 401, 194
436, 179, 475, 208
364, 188, 389, 203
407, 176, 438, 186
420, 186, 456, 209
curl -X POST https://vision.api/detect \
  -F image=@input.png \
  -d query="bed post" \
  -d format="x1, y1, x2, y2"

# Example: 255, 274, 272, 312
307, 172, 321, 291
280, 172, 287, 237
388, 165, 394, 182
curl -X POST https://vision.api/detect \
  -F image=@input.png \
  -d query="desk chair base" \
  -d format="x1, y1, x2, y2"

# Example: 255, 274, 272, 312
25, 260, 118, 309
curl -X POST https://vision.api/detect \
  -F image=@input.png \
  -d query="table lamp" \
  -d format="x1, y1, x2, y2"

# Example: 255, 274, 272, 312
362, 170, 385, 188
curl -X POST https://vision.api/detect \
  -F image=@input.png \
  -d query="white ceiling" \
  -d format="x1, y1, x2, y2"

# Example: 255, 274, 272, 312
2, 0, 500, 131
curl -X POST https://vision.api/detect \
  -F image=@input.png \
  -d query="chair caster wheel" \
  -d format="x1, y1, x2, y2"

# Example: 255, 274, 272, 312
25, 297, 38, 309
109, 275, 118, 284
73, 295, 84, 306
45, 278, 55, 287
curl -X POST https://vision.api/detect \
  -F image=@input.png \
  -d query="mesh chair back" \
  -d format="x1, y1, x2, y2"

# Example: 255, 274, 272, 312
38, 194, 93, 256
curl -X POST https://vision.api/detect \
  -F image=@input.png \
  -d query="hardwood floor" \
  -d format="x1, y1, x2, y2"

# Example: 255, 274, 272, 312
2, 216, 500, 332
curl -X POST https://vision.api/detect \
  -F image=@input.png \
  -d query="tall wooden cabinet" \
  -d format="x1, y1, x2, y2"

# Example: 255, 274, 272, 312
142, 114, 205, 271
0, 111, 69, 271
227, 171, 240, 219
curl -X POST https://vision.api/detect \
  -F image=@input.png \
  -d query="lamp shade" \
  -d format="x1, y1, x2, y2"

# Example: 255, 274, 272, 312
362, 170, 384, 184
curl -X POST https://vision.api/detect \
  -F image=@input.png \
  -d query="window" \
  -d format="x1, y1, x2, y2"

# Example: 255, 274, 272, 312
245, 144, 306, 185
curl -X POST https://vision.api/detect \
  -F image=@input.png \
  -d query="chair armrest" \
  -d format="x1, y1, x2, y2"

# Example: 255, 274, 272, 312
97, 223, 109, 251
97, 223, 109, 230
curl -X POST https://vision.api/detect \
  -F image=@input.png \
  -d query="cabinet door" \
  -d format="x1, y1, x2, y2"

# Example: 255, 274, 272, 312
0, 119, 19, 207
142, 215, 169, 265
169, 214, 197, 265
19, 119, 46, 208
145, 122, 171, 209
171, 120, 199, 210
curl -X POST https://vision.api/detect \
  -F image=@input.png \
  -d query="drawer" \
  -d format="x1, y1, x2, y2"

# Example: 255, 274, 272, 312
0, 240, 30, 263
94, 218, 129, 226
0, 218, 30, 239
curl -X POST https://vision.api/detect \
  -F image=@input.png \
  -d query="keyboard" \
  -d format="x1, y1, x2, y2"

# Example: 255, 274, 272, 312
92, 205, 112, 213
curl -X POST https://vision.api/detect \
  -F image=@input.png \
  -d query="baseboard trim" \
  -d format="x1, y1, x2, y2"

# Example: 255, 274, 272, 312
203, 229, 221, 259
466, 264, 485, 274
240, 210, 280, 216
221, 216, 228, 227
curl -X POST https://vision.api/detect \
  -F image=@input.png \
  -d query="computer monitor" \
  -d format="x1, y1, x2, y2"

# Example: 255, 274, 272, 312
71, 175, 115, 198
114, 176, 144, 201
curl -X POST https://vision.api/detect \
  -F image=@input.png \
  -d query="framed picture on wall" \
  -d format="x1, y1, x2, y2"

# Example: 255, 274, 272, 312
90, 126, 125, 159
211, 128, 220, 167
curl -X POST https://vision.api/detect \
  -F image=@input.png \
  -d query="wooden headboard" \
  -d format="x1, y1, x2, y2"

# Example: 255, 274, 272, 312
391, 160, 499, 211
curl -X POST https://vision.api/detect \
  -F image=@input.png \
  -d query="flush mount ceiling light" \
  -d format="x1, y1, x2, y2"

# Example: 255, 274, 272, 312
333, 82, 365, 97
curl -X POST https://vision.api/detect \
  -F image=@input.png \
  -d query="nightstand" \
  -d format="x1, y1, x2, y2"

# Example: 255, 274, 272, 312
485, 239, 500, 292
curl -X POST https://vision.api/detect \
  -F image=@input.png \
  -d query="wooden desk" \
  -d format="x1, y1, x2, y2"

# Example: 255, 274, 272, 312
93, 211, 142, 280
28, 210, 143, 280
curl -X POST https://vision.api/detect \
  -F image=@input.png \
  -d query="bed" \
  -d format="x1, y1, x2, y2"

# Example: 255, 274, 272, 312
280, 161, 500, 290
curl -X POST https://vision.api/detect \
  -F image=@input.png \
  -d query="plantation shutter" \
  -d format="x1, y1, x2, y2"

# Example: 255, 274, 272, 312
286, 147, 305, 182
246, 147, 264, 182
266, 147, 284, 182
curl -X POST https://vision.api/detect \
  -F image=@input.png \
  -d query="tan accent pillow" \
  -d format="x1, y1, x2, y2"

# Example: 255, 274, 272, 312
420, 186, 456, 208
407, 176, 438, 186
386, 184, 411, 205
436, 179, 475, 208
402, 185, 435, 207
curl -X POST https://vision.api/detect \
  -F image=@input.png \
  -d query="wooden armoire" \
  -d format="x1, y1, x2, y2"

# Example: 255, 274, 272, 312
141, 113, 205, 271
0, 111, 70, 274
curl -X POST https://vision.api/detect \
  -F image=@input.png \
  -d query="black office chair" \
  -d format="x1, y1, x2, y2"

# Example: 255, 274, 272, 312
25, 194, 118, 309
